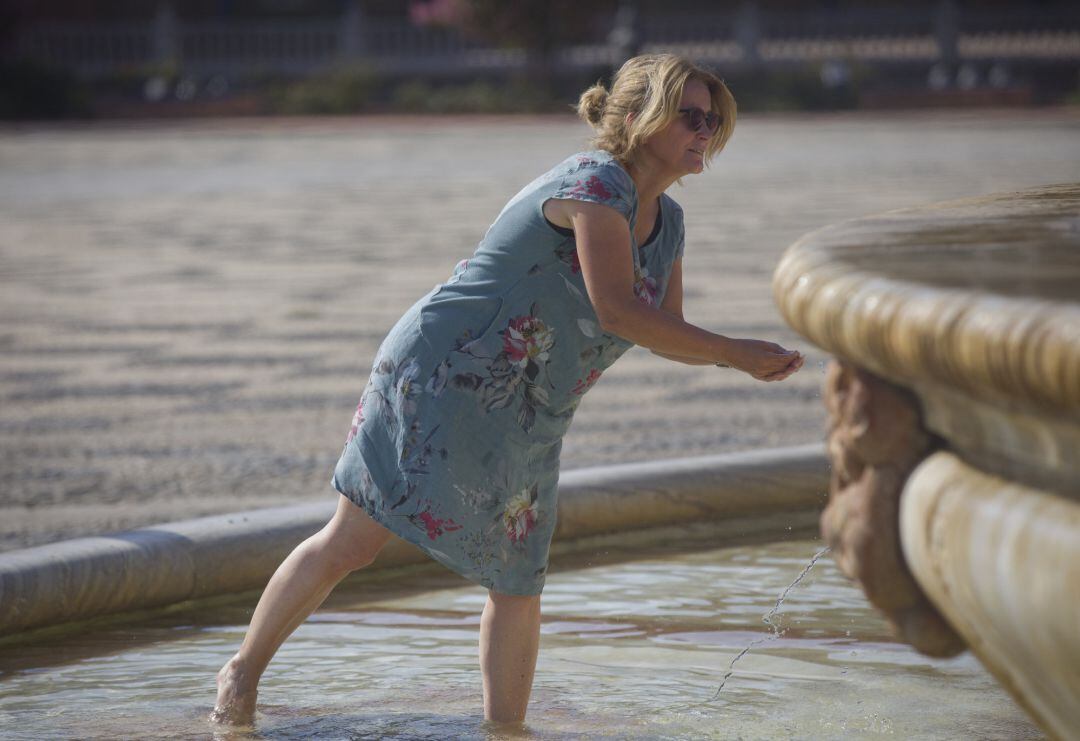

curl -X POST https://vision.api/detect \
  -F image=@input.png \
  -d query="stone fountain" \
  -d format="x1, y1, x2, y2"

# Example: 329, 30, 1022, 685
773, 183, 1080, 740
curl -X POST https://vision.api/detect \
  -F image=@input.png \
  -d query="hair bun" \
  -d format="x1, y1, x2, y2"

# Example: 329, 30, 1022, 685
576, 83, 609, 128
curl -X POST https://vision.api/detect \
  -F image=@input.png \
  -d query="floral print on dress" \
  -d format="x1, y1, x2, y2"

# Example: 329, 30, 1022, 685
553, 158, 633, 223
426, 359, 451, 397
415, 507, 463, 541
370, 355, 425, 435
572, 368, 602, 395
394, 357, 423, 416
562, 174, 613, 202
388, 479, 463, 542
400, 420, 448, 475
554, 245, 582, 274
503, 315, 554, 368
633, 264, 659, 306
345, 393, 366, 445
448, 302, 556, 434
463, 528, 499, 574
503, 484, 539, 544
353, 353, 455, 539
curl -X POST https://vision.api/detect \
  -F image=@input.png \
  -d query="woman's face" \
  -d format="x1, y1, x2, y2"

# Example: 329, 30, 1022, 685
640, 78, 716, 178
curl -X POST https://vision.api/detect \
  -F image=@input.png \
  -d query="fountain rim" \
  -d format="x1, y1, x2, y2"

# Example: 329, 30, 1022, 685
771, 182, 1080, 415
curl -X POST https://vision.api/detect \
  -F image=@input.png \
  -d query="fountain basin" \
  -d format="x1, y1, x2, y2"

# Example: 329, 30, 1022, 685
0, 527, 1040, 739
773, 183, 1080, 739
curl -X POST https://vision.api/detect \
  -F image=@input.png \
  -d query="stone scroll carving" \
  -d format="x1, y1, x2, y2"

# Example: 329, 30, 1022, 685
821, 359, 965, 658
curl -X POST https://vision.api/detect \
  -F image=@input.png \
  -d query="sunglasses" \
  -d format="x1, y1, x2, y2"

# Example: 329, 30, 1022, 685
678, 107, 721, 135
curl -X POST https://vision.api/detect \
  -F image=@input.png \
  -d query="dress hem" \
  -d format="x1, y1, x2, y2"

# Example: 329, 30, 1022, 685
329, 473, 546, 597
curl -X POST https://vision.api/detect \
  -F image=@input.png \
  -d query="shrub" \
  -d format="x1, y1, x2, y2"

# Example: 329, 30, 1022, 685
0, 60, 93, 120
390, 77, 554, 114
266, 65, 379, 115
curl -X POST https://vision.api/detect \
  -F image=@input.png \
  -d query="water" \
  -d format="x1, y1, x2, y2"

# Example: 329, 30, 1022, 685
705, 544, 832, 701
0, 530, 1040, 740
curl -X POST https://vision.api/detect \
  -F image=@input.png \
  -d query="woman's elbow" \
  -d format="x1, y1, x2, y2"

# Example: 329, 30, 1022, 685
595, 305, 627, 335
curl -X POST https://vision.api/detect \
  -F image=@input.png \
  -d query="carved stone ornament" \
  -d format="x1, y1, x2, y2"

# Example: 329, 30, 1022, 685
821, 359, 965, 657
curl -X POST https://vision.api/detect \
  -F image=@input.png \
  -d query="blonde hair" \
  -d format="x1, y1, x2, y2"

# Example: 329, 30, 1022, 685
576, 53, 736, 174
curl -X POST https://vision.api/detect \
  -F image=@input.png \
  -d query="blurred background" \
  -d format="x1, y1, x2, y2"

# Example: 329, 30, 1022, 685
2, 0, 1079, 119
1, 2, 1078, 553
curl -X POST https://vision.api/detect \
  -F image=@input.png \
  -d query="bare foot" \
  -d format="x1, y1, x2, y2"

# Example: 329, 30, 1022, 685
209, 656, 257, 726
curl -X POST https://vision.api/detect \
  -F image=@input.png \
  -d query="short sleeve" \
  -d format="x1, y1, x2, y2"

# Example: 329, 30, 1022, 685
551, 156, 636, 223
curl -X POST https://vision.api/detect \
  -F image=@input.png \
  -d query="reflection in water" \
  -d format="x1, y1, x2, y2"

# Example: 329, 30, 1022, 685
0, 535, 1040, 740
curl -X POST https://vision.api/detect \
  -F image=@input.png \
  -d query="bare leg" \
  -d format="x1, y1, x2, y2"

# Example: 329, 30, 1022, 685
479, 590, 541, 724
211, 495, 392, 725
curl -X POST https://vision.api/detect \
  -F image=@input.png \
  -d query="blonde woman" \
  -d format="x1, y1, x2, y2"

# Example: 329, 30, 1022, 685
212, 52, 804, 726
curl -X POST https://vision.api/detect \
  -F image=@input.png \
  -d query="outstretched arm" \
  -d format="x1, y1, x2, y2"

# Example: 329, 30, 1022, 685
557, 199, 802, 381
648, 257, 716, 366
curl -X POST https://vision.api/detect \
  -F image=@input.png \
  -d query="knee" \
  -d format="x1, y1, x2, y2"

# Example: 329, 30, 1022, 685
312, 528, 385, 576
487, 590, 541, 611
313, 497, 392, 575
316, 538, 380, 576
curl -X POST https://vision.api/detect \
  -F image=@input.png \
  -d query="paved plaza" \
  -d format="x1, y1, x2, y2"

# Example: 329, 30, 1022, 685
1, 108, 1077, 550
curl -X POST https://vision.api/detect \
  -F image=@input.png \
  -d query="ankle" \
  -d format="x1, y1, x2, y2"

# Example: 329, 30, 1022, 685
212, 654, 260, 725
219, 654, 257, 691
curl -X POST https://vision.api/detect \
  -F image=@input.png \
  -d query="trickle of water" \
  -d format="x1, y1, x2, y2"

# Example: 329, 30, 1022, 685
703, 544, 832, 702
762, 545, 831, 633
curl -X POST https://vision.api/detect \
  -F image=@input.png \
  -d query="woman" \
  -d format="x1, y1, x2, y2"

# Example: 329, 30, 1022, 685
212, 53, 804, 726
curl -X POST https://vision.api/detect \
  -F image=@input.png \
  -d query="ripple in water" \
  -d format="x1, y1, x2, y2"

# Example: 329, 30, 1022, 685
0, 536, 1040, 740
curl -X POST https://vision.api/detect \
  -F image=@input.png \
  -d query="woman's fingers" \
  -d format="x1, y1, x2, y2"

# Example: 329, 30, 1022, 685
773, 351, 802, 372
759, 352, 804, 381
731, 340, 805, 380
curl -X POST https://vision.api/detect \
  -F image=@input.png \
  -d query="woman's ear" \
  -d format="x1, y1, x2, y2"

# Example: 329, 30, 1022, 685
625, 111, 637, 127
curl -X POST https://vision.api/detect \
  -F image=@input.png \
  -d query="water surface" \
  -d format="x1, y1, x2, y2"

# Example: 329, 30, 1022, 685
0, 530, 1040, 739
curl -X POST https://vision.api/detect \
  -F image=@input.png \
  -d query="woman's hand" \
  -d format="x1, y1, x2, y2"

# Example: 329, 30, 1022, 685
725, 339, 805, 382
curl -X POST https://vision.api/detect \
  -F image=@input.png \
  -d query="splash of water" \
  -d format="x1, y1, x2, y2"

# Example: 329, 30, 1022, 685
703, 544, 832, 703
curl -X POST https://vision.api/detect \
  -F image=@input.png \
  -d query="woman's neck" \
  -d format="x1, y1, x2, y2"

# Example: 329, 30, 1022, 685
623, 153, 677, 214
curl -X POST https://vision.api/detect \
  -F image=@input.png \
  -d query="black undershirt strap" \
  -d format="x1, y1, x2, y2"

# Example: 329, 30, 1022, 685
548, 201, 663, 248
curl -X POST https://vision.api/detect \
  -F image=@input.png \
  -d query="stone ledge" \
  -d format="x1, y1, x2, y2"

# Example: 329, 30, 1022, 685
0, 444, 827, 638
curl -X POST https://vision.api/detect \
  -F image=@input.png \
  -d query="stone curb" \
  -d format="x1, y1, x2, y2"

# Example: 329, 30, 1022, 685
0, 444, 827, 637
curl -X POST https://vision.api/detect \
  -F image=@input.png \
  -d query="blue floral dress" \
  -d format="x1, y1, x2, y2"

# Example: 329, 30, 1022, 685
332, 150, 686, 595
